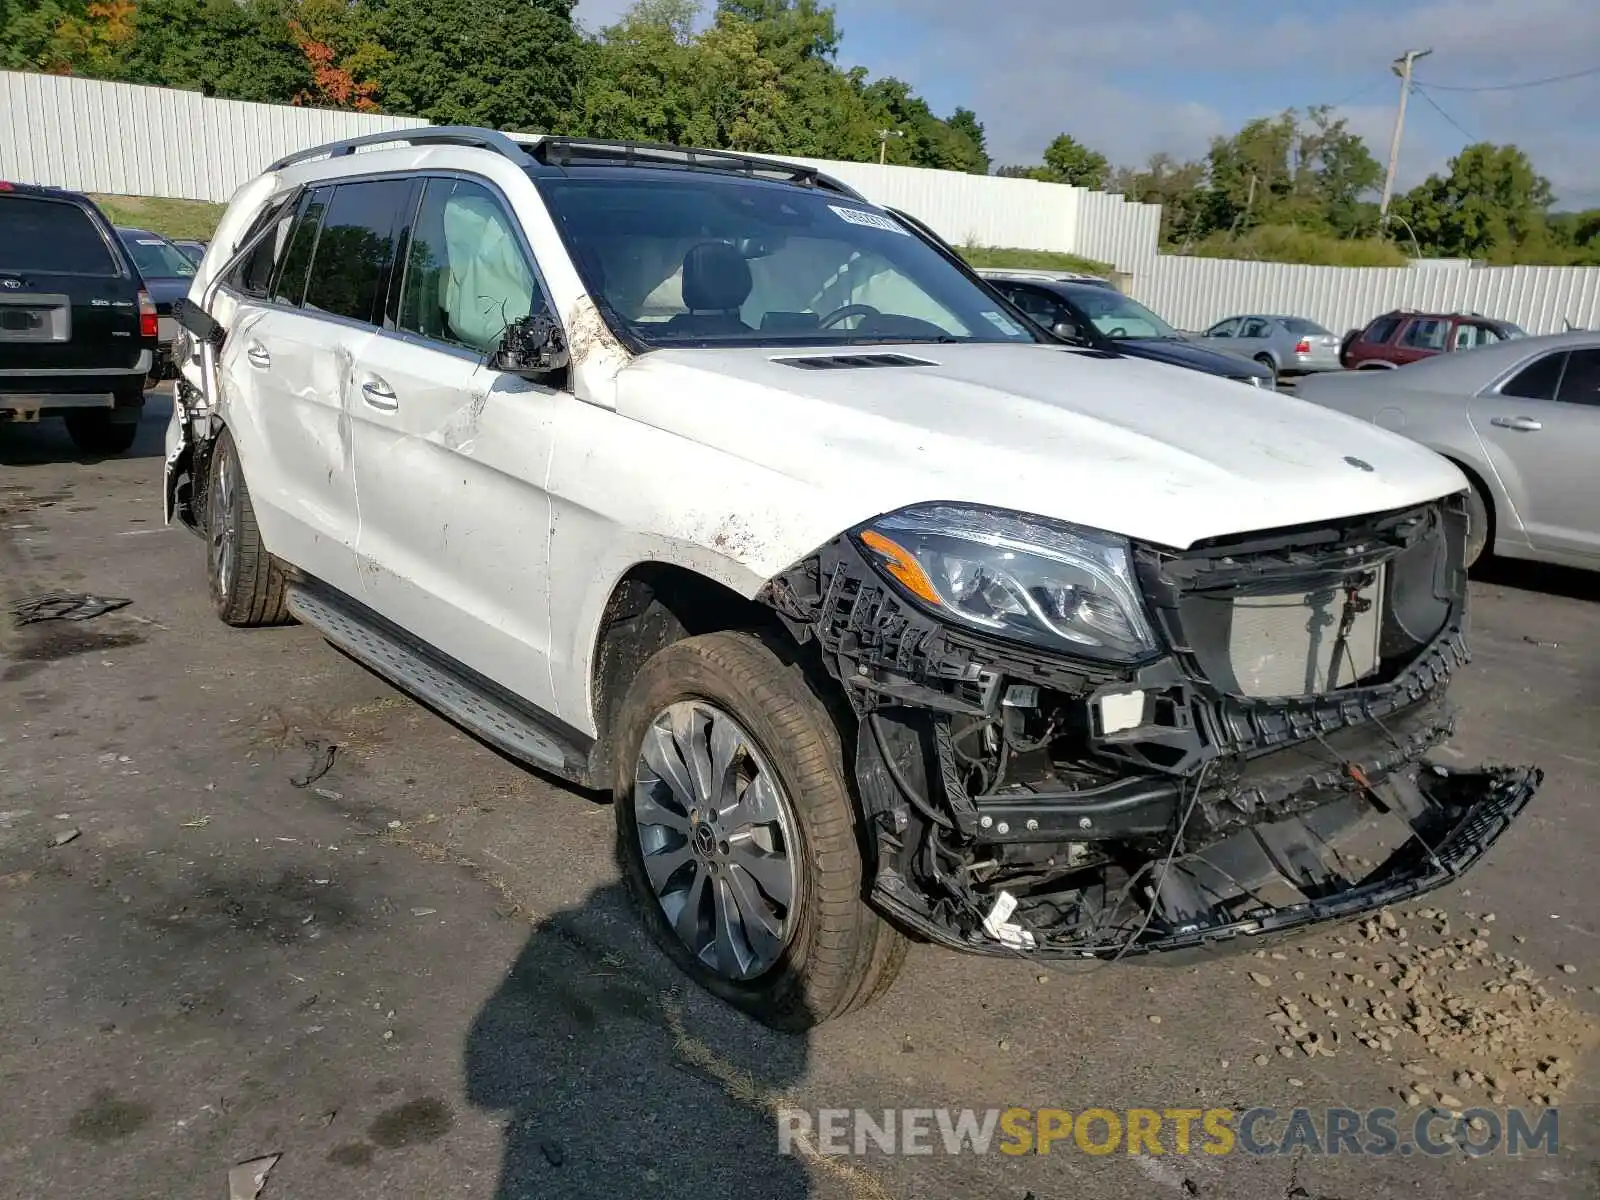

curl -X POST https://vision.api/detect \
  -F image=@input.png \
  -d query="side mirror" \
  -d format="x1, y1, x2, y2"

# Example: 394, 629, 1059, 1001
1051, 321, 1080, 341
491, 311, 570, 379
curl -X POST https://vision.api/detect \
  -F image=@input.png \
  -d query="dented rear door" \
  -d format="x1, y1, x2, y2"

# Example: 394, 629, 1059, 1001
217, 185, 363, 594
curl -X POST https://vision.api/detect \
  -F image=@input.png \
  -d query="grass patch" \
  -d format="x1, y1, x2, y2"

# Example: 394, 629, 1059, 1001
91, 194, 226, 241
1189, 225, 1408, 267
958, 243, 1114, 276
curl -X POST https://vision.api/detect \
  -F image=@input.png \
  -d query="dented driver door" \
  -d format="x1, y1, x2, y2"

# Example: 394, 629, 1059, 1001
345, 175, 561, 715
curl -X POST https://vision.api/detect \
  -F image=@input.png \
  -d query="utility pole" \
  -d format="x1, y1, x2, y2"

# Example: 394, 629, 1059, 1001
876, 128, 904, 165
1379, 48, 1431, 225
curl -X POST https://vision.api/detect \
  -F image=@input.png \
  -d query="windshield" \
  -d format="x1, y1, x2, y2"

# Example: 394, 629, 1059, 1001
1058, 284, 1179, 339
535, 173, 1038, 348
121, 233, 197, 279
1282, 317, 1331, 336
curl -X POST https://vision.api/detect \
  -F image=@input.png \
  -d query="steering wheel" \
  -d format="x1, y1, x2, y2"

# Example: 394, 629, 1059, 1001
817, 303, 882, 330
1106, 325, 1128, 338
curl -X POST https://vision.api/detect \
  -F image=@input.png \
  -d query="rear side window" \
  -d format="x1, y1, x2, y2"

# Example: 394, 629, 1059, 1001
230, 195, 300, 299
1500, 353, 1565, 401
397, 177, 537, 352
1554, 349, 1600, 406
303, 179, 412, 325
1401, 318, 1449, 350
0, 196, 117, 275
1363, 316, 1401, 344
273, 187, 330, 308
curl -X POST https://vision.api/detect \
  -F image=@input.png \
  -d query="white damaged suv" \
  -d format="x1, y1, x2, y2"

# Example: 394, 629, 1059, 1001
167, 128, 1539, 1030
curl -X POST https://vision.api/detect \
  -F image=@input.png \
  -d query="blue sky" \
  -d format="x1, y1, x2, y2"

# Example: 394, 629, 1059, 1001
574, 0, 1600, 208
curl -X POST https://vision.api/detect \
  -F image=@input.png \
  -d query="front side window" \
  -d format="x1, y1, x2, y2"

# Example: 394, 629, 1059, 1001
302, 179, 412, 324
999, 284, 1072, 329
1554, 348, 1600, 406
1239, 317, 1270, 338
398, 178, 538, 353
1060, 285, 1178, 340
273, 187, 330, 308
535, 173, 1037, 348
1500, 353, 1566, 401
1363, 316, 1401, 344
1205, 318, 1238, 338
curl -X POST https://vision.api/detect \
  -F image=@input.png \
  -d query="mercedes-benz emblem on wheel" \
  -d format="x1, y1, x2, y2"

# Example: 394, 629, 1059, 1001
1344, 456, 1374, 471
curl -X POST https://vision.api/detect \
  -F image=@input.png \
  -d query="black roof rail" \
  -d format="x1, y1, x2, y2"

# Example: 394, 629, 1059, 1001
266, 125, 537, 173
528, 137, 864, 198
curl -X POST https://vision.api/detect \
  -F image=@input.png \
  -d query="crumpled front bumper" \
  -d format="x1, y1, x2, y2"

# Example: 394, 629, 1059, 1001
870, 764, 1540, 960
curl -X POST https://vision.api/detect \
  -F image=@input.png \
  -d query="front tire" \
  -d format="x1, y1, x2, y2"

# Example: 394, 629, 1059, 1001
1253, 354, 1278, 388
613, 631, 906, 1030
1463, 478, 1491, 568
205, 428, 292, 626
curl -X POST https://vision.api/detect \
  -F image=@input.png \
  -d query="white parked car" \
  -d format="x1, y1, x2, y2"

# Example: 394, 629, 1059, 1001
167, 128, 1539, 1029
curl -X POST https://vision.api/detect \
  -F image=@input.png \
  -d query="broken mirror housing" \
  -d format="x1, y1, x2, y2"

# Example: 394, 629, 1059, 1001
854, 503, 1157, 661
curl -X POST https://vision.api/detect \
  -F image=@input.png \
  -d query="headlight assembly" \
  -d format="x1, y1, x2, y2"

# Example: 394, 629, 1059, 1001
854, 504, 1157, 661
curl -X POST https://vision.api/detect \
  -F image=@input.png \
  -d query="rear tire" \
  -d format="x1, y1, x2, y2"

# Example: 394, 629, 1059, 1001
613, 630, 906, 1030
63, 410, 138, 456
1253, 354, 1278, 388
205, 428, 292, 626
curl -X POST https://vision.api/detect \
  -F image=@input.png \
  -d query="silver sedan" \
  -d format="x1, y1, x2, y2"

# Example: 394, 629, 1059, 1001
1201, 314, 1344, 378
1296, 331, 1600, 569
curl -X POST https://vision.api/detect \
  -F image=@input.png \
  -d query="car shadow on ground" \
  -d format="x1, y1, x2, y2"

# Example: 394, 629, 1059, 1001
0, 388, 169, 467
1475, 556, 1600, 604
463, 878, 815, 1199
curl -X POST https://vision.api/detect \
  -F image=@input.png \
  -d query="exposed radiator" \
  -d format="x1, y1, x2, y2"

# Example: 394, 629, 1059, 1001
1221, 568, 1385, 698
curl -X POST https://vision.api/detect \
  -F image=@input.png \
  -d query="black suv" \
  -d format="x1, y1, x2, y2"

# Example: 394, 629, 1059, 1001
1, 182, 157, 454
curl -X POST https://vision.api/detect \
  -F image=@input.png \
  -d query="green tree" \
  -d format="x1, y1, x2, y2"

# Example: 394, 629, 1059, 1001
860, 77, 987, 173
0, 0, 83, 70
117, 0, 310, 103
1294, 106, 1382, 237
1109, 153, 1208, 246
1393, 143, 1555, 260
947, 107, 990, 174
1041, 133, 1109, 188
366, 0, 586, 132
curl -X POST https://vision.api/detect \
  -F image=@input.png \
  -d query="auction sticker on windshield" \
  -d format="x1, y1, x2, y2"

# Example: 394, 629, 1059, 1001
829, 205, 912, 235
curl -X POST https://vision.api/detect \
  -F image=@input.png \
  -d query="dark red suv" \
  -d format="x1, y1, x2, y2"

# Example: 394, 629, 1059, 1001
1339, 310, 1527, 369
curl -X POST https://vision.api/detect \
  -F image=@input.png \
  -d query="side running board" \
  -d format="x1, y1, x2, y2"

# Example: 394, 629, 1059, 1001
286, 585, 593, 784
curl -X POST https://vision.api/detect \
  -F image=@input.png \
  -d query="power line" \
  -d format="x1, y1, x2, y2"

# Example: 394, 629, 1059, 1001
1414, 64, 1600, 93
1411, 84, 1477, 143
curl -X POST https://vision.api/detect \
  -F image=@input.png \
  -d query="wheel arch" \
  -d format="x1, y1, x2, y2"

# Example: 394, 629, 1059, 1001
585, 561, 792, 784
1438, 453, 1498, 555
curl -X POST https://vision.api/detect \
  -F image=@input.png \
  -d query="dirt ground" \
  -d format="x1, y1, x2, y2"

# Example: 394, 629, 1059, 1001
2, 394, 1597, 1200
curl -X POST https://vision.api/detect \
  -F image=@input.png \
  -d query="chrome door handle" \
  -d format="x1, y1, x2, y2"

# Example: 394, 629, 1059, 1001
360, 378, 398, 411
1490, 416, 1542, 432
245, 343, 270, 368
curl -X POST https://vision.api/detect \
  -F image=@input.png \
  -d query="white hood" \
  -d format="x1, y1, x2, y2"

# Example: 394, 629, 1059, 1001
612, 342, 1467, 551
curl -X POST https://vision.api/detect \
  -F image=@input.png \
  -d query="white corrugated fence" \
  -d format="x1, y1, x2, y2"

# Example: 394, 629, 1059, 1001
3, 69, 1597, 334
0, 71, 426, 203
1128, 257, 1600, 338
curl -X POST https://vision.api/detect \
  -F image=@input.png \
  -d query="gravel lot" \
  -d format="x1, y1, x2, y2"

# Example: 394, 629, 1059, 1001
2, 393, 1597, 1200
